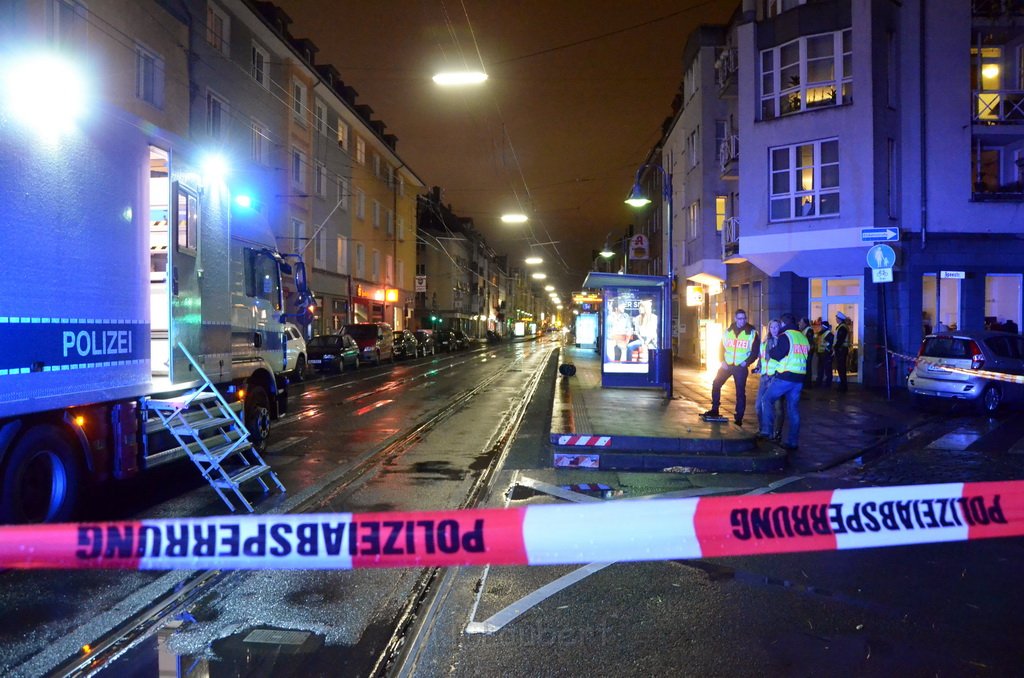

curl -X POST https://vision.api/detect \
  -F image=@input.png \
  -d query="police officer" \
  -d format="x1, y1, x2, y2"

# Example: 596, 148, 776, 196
815, 319, 835, 388
704, 309, 760, 425
763, 312, 811, 452
834, 311, 851, 392
798, 317, 815, 388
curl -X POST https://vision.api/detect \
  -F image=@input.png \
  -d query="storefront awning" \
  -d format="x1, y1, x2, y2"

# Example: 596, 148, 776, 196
686, 272, 725, 287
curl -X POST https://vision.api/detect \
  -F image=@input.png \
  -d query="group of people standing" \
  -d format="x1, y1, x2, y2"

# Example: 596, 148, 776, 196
702, 309, 853, 454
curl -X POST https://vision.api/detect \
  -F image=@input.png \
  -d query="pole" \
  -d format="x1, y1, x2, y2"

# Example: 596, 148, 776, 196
883, 281, 891, 400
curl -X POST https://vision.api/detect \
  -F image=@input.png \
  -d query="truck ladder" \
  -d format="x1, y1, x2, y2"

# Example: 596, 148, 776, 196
144, 343, 285, 512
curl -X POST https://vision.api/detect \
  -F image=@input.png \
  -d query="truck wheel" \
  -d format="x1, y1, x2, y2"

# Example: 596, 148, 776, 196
244, 384, 272, 454
0, 425, 81, 523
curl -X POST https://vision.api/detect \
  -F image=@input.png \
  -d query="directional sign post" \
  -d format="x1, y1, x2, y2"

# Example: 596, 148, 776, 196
861, 227, 900, 243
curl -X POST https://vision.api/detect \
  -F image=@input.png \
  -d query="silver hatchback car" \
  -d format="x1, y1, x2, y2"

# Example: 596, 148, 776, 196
907, 330, 1024, 414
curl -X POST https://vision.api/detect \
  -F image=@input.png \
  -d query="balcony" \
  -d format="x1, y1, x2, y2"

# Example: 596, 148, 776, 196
719, 135, 739, 179
973, 0, 1024, 18
722, 217, 744, 263
974, 90, 1024, 123
714, 48, 737, 96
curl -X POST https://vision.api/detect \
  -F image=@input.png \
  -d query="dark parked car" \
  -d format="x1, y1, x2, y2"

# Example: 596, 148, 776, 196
434, 328, 457, 353
306, 334, 361, 372
486, 329, 503, 344
393, 329, 420, 359
451, 329, 470, 350
414, 330, 437, 356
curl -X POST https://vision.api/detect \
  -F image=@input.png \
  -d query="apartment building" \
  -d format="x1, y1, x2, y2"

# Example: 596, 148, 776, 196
661, 0, 1024, 386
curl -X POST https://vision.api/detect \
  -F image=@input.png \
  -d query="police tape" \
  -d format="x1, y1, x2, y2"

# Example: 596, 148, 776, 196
1, 481, 1022, 570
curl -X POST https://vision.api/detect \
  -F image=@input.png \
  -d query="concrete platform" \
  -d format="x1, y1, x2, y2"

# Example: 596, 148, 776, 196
550, 347, 786, 473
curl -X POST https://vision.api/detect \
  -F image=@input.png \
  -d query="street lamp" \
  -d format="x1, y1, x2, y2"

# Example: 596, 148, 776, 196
625, 163, 674, 399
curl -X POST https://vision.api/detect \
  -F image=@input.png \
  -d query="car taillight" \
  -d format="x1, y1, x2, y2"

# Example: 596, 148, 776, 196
969, 341, 984, 370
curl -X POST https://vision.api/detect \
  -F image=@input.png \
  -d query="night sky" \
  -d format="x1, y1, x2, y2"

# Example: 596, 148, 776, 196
274, 0, 736, 296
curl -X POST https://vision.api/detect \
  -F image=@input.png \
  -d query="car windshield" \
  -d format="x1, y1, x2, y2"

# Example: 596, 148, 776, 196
921, 336, 974, 359
308, 336, 343, 348
344, 325, 378, 341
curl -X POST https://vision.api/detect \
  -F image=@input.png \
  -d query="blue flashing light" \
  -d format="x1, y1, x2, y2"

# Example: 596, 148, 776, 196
234, 194, 253, 209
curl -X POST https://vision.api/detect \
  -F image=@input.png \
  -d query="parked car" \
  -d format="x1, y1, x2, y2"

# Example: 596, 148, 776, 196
342, 322, 395, 365
434, 328, 457, 353
451, 329, 470, 350
284, 323, 308, 381
393, 329, 420, 359
486, 329, 503, 344
907, 330, 1024, 414
414, 330, 437, 356
306, 334, 361, 372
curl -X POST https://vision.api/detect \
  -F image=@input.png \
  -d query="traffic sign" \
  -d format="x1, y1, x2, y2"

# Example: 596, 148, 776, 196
872, 268, 893, 283
941, 271, 966, 279
867, 244, 896, 269
861, 227, 900, 242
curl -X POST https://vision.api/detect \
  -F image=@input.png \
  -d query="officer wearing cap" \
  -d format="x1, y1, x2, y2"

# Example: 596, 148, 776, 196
834, 311, 852, 392
815, 319, 834, 387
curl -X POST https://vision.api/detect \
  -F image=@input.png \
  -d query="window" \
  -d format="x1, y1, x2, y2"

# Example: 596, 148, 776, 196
291, 218, 304, 254
769, 139, 839, 221
922, 274, 960, 333
386, 209, 394, 236
246, 249, 282, 310
338, 177, 349, 210
292, 80, 307, 124
206, 3, 229, 56
136, 45, 163, 108
715, 196, 727, 231
251, 43, 269, 89
397, 216, 405, 241
373, 153, 382, 177
356, 243, 365, 278
687, 200, 700, 240
207, 91, 227, 140
356, 188, 366, 219
52, 0, 87, 49
761, 30, 852, 119
337, 236, 349, 274
174, 183, 198, 254
765, 0, 806, 17
385, 254, 394, 285
684, 57, 699, 99
291, 147, 306, 189
398, 175, 405, 197
356, 137, 366, 164
315, 227, 326, 269
372, 200, 381, 228
372, 250, 381, 282
315, 100, 326, 135
314, 161, 326, 197
251, 120, 269, 164
688, 128, 700, 168
337, 122, 349, 150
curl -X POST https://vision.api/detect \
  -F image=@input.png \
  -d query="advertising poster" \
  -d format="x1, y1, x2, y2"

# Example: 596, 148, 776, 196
602, 287, 660, 374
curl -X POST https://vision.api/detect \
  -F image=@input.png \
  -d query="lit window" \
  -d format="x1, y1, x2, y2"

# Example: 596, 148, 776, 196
292, 80, 307, 124
769, 138, 840, 221
206, 3, 230, 56
760, 29, 852, 119
356, 137, 366, 165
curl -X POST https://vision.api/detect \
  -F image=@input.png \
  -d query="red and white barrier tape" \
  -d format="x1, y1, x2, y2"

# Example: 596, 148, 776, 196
1, 480, 1021, 570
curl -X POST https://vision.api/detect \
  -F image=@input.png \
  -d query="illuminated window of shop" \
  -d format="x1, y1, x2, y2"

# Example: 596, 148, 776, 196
922, 274, 961, 333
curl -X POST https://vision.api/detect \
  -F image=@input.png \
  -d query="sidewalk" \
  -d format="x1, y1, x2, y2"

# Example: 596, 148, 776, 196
550, 345, 928, 473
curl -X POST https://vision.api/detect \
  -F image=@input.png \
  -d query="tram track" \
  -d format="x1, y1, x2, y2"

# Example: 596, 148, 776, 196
47, 343, 556, 677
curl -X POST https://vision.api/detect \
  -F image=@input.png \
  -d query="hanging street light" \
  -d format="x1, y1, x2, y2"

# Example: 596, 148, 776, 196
432, 71, 488, 86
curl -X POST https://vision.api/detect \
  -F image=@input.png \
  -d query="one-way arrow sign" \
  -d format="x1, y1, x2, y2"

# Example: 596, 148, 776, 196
861, 227, 900, 242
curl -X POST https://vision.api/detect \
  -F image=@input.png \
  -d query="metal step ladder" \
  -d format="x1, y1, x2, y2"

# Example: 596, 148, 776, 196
145, 343, 285, 512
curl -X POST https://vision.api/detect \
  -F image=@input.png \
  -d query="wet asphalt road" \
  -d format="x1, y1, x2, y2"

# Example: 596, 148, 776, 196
3, 337, 1024, 676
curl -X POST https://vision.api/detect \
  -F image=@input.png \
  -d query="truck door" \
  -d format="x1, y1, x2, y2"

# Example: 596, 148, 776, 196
168, 181, 203, 383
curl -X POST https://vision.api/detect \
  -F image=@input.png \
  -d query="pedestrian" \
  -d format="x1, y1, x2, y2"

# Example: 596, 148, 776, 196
755, 318, 784, 441
762, 312, 810, 453
814, 319, 835, 387
799, 317, 815, 388
703, 308, 760, 426
834, 311, 852, 392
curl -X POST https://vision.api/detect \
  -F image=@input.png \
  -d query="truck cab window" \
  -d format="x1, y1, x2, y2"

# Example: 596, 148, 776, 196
245, 249, 282, 310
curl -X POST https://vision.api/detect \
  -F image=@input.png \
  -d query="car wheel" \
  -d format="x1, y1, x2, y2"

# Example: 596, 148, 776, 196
0, 425, 81, 524
978, 383, 1002, 415
293, 354, 306, 382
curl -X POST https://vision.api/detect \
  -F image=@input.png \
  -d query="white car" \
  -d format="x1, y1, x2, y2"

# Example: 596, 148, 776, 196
284, 323, 308, 381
